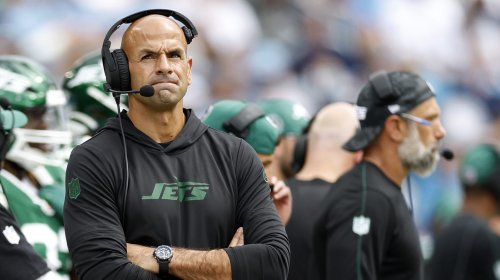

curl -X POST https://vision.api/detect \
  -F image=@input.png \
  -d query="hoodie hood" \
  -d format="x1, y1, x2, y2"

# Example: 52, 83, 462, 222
102, 108, 208, 154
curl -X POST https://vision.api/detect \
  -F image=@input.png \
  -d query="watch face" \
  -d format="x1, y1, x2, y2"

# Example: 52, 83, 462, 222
155, 245, 173, 261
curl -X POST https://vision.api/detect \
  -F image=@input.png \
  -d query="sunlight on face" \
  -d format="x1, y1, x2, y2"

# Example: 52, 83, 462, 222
398, 122, 440, 176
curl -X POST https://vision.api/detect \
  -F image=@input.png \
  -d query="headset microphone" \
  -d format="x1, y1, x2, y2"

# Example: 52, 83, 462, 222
440, 148, 454, 161
106, 84, 155, 97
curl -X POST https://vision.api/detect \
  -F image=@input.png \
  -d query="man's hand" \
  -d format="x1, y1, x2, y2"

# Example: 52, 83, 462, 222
270, 176, 293, 225
127, 243, 157, 273
229, 227, 244, 247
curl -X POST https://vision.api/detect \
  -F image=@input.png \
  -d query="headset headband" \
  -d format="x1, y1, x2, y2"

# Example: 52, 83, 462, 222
223, 104, 265, 139
103, 9, 197, 45
101, 9, 198, 91
102, 9, 198, 71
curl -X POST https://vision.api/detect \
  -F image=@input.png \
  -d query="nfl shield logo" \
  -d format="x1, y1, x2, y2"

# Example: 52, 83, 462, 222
68, 177, 81, 200
352, 215, 371, 236
2, 225, 20, 245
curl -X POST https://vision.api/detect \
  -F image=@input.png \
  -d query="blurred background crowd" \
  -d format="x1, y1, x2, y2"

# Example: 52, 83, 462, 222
2, 0, 500, 260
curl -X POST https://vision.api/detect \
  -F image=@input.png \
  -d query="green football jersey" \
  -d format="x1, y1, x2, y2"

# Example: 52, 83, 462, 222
0, 169, 71, 277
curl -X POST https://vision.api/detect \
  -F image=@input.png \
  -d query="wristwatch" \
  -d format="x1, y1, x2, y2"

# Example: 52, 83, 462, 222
153, 245, 173, 278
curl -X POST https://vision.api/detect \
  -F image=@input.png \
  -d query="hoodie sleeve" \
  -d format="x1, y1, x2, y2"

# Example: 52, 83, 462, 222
224, 140, 290, 279
0, 205, 51, 279
64, 144, 160, 280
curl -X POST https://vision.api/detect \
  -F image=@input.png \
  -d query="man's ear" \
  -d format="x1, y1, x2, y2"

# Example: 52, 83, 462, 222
187, 57, 193, 85
353, 150, 363, 164
384, 115, 406, 143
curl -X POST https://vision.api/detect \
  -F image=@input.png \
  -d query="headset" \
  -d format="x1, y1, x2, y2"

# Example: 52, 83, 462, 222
101, 9, 198, 93
223, 104, 265, 139
100, 9, 198, 226
291, 113, 317, 174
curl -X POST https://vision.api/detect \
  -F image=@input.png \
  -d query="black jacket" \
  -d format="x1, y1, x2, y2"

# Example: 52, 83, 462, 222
285, 178, 332, 280
427, 214, 500, 280
312, 161, 422, 280
64, 109, 290, 280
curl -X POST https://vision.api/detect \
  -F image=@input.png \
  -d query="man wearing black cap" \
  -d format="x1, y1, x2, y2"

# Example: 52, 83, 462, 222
312, 71, 447, 280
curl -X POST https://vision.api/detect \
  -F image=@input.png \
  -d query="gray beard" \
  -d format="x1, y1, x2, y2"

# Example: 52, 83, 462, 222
398, 123, 440, 177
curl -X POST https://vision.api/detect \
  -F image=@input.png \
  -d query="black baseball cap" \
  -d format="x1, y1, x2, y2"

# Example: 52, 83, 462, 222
343, 71, 436, 152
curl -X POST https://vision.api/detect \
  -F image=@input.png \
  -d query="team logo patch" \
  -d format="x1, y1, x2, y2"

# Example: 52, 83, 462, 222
2, 225, 20, 245
352, 215, 371, 236
68, 177, 81, 200
142, 177, 209, 202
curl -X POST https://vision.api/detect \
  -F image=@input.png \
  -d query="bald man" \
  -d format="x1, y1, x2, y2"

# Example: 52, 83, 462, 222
294, 102, 361, 183
285, 102, 361, 280
64, 11, 289, 280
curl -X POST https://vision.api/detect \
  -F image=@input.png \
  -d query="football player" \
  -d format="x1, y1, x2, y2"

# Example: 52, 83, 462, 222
0, 55, 72, 279
62, 52, 128, 144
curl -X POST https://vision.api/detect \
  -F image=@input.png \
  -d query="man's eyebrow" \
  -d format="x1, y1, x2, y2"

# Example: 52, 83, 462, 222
136, 48, 155, 56
137, 46, 185, 55
166, 46, 185, 54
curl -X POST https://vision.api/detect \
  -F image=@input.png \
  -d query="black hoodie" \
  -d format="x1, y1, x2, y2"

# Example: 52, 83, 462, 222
64, 109, 290, 280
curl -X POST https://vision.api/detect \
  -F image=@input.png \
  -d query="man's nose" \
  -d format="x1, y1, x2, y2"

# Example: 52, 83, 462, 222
156, 53, 172, 74
434, 120, 446, 140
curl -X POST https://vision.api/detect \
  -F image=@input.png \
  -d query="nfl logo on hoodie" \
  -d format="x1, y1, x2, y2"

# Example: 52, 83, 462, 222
2, 225, 20, 245
353, 215, 371, 236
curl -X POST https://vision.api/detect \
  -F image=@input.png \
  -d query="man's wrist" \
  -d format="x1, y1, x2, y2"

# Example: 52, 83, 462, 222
126, 243, 158, 273
153, 245, 173, 278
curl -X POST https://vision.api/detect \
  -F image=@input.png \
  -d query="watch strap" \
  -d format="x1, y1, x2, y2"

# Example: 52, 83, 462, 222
158, 260, 169, 279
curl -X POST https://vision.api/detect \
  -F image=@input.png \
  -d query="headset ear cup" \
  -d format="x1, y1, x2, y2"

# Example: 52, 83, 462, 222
181, 26, 193, 44
111, 49, 131, 91
0, 132, 9, 162
292, 134, 308, 174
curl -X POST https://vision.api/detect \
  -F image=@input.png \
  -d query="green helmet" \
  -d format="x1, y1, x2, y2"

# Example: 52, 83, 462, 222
460, 144, 500, 187
0, 55, 66, 110
202, 100, 282, 155
258, 98, 311, 136
0, 55, 71, 169
63, 52, 124, 134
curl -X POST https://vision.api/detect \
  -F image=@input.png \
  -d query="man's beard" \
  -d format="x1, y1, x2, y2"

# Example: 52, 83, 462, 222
398, 122, 440, 177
